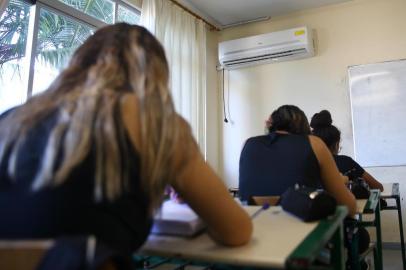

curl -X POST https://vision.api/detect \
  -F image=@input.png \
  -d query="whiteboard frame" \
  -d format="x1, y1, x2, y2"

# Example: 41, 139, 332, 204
348, 58, 406, 168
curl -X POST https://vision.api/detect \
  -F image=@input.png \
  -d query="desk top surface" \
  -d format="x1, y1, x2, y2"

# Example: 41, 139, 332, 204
381, 183, 399, 198
140, 206, 318, 268
357, 189, 381, 215
357, 199, 368, 214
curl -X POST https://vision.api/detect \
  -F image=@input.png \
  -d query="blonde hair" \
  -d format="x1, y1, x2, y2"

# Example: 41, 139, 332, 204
0, 24, 195, 211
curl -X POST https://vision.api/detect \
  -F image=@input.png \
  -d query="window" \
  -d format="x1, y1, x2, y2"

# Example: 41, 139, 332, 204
33, 9, 94, 95
58, 0, 114, 24
117, 4, 140, 25
0, 0, 140, 113
0, 1, 31, 113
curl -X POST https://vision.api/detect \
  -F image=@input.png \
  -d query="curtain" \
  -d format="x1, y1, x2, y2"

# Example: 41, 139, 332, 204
140, 0, 207, 154
0, 0, 9, 18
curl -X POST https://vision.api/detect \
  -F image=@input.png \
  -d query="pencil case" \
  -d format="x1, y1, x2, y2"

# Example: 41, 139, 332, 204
280, 186, 337, 222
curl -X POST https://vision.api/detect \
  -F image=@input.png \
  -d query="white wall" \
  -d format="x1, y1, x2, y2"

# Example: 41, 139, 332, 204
212, 0, 406, 243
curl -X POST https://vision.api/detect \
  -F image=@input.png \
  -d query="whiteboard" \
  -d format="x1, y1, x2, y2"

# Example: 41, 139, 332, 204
349, 59, 406, 167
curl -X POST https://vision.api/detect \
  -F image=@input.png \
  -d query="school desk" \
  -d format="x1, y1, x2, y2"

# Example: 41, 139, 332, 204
138, 206, 348, 269
349, 189, 382, 270
380, 183, 405, 269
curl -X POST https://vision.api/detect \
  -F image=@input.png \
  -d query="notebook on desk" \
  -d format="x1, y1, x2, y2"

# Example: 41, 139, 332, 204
151, 200, 206, 237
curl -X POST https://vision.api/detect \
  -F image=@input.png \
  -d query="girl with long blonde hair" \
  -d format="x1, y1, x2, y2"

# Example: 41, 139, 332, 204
0, 23, 252, 254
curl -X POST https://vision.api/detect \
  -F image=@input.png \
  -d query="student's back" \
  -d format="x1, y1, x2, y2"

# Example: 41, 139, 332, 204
239, 132, 321, 201
334, 155, 364, 179
0, 24, 253, 265
0, 108, 150, 253
310, 110, 383, 191
238, 105, 356, 216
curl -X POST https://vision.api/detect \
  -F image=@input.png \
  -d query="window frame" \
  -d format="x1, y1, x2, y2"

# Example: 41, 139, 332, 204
115, 1, 141, 24
115, 1, 141, 20
1, 0, 140, 103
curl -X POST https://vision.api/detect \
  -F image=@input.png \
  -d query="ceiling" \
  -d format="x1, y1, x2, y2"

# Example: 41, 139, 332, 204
180, 0, 352, 29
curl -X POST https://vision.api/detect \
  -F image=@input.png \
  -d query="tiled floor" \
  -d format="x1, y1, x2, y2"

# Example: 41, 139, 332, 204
383, 248, 404, 270
365, 248, 404, 270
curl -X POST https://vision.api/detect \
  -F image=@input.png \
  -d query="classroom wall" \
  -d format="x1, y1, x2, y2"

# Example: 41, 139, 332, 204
212, 0, 406, 243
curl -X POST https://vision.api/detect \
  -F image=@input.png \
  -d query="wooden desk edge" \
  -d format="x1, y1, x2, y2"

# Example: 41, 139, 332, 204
137, 250, 285, 269
286, 206, 348, 267
0, 240, 54, 249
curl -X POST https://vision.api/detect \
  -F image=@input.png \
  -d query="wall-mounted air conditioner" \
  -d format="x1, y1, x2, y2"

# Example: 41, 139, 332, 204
218, 26, 315, 69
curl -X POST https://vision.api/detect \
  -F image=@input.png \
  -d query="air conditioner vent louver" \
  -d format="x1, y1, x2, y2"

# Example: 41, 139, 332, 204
223, 48, 307, 67
219, 27, 315, 70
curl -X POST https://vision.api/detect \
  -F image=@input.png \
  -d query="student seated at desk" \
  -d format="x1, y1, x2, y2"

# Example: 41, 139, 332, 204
310, 110, 384, 191
239, 105, 356, 216
311, 110, 375, 270
0, 23, 252, 269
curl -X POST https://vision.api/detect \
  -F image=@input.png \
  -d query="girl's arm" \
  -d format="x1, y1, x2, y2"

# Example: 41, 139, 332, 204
309, 136, 357, 216
172, 151, 253, 246
362, 171, 384, 191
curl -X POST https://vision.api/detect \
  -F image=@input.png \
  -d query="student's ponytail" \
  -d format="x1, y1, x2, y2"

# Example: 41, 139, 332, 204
310, 110, 341, 152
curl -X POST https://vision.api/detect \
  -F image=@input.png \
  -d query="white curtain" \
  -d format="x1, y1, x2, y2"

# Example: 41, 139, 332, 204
0, 0, 9, 18
141, 0, 207, 154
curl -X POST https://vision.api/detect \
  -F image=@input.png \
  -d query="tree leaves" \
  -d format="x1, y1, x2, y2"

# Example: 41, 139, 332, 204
0, 0, 30, 65
0, 0, 111, 69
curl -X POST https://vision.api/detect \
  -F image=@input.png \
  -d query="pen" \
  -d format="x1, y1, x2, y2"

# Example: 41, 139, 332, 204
251, 202, 270, 219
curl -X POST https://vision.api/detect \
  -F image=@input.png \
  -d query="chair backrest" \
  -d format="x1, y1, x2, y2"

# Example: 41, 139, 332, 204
248, 196, 280, 206
0, 240, 54, 270
0, 239, 119, 270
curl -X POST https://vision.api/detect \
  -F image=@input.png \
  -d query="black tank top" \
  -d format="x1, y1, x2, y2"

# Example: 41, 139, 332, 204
239, 132, 322, 202
0, 108, 152, 253
334, 154, 365, 180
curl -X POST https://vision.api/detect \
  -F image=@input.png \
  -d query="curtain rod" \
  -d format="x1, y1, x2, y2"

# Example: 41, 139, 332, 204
169, 0, 220, 31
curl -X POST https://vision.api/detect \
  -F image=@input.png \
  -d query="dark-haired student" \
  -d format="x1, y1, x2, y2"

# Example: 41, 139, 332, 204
311, 110, 378, 270
239, 105, 356, 216
310, 110, 384, 191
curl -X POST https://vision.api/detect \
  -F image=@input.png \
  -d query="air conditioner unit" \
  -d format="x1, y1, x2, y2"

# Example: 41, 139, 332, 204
218, 26, 315, 69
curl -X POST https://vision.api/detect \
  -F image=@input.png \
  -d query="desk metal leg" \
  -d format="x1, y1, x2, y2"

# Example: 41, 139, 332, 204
375, 203, 383, 270
345, 218, 361, 270
373, 246, 379, 270
331, 224, 345, 270
396, 196, 406, 270
349, 230, 360, 270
